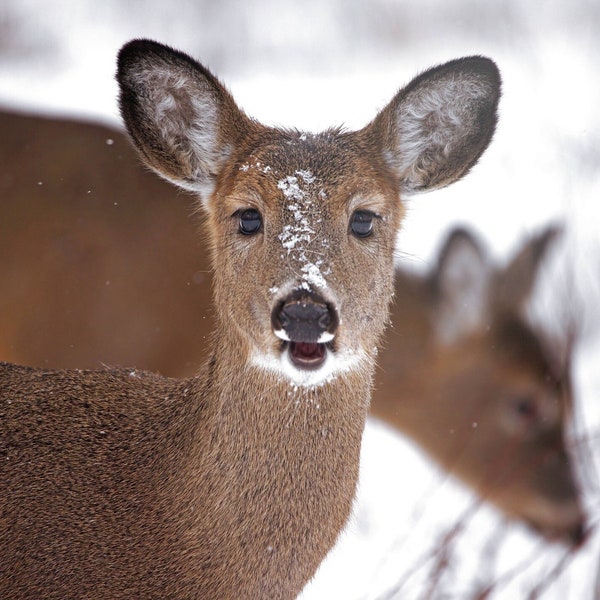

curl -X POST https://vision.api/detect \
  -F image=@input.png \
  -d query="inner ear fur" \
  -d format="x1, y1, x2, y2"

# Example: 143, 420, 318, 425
366, 56, 501, 194
430, 227, 491, 344
117, 39, 253, 196
493, 225, 561, 314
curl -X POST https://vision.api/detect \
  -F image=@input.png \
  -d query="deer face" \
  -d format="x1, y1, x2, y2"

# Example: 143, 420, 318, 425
485, 322, 584, 543
208, 131, 402, 386
433, 338, 584, 544
117, 40, 500, 388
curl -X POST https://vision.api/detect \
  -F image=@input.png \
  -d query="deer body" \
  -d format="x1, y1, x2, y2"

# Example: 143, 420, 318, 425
2, 361, 365, 598
0, 110, 212, 376
0, 40, 500, 597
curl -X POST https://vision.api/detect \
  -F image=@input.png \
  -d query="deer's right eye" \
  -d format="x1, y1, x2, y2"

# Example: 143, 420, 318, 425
238, 208, 262, 235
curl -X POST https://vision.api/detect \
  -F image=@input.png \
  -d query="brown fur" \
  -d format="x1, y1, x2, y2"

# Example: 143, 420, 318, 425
0, 109, 213, 375
0, 40, 499, 598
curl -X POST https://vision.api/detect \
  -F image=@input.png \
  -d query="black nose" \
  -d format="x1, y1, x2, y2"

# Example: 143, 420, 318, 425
272, 291, 339, 343
569, 521, 587, 548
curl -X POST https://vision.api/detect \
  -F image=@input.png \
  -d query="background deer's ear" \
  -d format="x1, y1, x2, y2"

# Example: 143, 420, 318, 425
367, 56, 501, 194
494, 225, 561, 314
498, 225, 574, 381
117, 39, 253, 203
430, 228, 491, 344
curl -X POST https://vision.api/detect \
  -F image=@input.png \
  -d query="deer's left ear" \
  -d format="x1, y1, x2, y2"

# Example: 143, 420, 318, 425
494, 225, 561, 313
365, 56, 501, 194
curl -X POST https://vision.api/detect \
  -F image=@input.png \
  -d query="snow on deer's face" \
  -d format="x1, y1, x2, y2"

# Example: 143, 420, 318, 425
210, 129, 402, 387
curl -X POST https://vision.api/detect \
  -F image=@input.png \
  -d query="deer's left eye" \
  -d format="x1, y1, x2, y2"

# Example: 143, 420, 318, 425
350, 210, 375, 238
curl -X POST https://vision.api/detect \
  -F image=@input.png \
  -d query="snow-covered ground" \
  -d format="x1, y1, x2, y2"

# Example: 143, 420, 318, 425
1, 1, 599, 597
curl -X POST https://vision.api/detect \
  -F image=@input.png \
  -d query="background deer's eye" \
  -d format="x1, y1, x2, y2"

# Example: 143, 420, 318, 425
514, 396, 538, 421
238, 208, 262, 235
350, 210, 375, 238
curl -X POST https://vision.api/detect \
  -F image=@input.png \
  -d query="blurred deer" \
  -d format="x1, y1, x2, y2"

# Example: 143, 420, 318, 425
0, 108, 212, 376
0, 40, 500, 598
372, 226, 586, 545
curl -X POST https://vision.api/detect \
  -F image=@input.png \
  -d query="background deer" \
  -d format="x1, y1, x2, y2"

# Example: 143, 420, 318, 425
0, 109, 211, 376
373, 226, 586, 546
0, 40, 500, 598
0, 108, 585, 544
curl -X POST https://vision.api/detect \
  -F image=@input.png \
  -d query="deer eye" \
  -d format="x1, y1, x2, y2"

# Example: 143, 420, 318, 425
514, 396, 539, 421
238, 208, 262, 235
350, 210, 376, 238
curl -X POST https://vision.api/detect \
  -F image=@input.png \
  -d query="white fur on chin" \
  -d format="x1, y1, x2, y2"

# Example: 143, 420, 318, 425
250, 346, 367, 388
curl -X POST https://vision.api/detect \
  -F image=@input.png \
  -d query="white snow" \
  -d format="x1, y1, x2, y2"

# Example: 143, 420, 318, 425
277, 171, 329, 290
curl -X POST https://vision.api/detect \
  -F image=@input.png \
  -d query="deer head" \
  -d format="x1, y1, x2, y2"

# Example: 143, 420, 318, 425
117, 40, 501, 390
375, 226, 586, 545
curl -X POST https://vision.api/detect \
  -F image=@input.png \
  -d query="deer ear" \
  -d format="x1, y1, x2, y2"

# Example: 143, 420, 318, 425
117, 39, 252, 203
494, 225, 561, 313
431, 228, 491, 344
367, 56, 501, 194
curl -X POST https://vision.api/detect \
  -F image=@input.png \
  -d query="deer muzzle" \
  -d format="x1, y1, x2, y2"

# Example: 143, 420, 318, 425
271, 291, 339, 369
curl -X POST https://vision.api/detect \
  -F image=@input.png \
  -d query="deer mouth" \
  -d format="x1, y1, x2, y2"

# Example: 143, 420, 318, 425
288, 341, 328, 369
252, 336, 361, 387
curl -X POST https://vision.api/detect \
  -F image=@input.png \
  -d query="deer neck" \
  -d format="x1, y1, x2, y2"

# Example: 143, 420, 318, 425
175, 324, 373, 597
374, 319, 496, 475
372, 274, 458, 450
376, 273, 433, 389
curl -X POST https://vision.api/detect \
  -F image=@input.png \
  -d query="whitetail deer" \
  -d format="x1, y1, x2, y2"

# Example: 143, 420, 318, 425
0, 111, 586, 546
0, 40, 500, 598
372, 226, 586, 545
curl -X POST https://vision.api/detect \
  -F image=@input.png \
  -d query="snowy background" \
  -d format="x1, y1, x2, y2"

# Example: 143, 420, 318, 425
1, 1, 599, 597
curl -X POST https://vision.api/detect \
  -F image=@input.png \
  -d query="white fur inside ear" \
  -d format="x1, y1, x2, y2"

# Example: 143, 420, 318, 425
128, 64, 231, 200
434, 236, 490, 344
392, 73, 491, 192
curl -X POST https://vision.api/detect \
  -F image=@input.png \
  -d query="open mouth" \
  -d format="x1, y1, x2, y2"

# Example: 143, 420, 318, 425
288, 341, 328, 369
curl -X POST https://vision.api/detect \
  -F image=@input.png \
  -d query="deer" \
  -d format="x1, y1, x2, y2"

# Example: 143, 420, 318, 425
372, 225, 587, 546
0, 59, 586, 546
0, 108, 586, 548
0, 40, 501, 598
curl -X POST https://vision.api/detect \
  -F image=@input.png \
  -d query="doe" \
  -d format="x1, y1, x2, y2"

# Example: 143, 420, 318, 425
0, 111, 588, 544
0, 39, 500, 598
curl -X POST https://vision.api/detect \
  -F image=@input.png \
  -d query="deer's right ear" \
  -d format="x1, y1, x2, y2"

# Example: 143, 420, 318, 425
431, 228, 490, 344
117, 39, 252, 203
367, 56, 501, 194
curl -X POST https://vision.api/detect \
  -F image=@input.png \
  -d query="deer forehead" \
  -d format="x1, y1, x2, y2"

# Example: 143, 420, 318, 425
210, 133, 395, 253
208, 147, 399, 302
230, 141, 398, 286
220, 131, 399, 216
